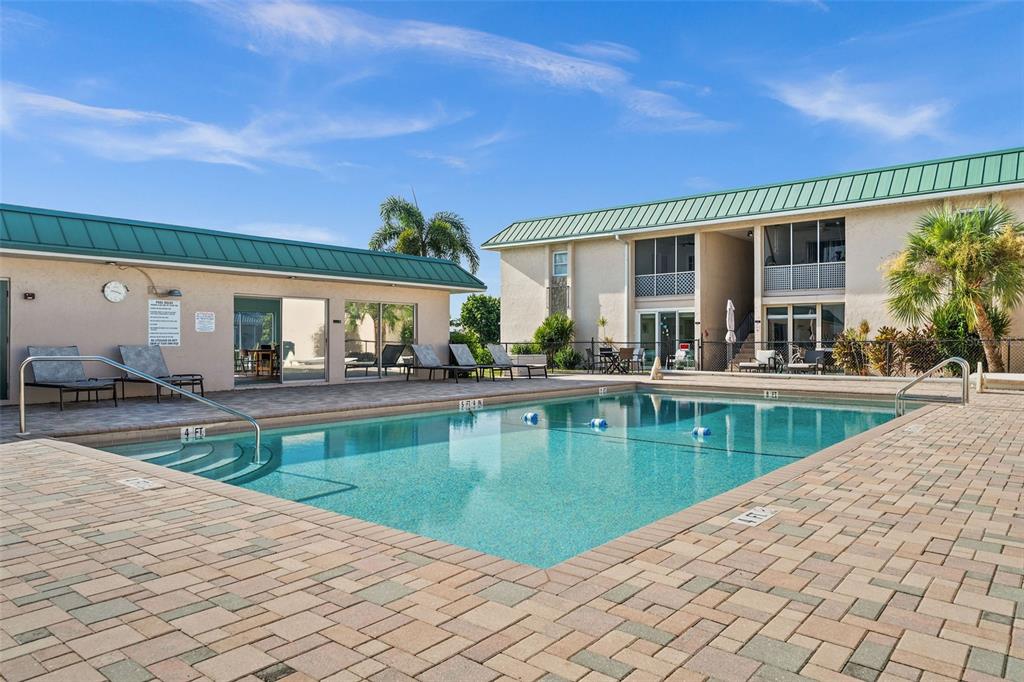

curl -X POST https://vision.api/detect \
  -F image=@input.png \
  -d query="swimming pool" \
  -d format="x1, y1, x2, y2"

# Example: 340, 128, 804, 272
108, 390, 896, 567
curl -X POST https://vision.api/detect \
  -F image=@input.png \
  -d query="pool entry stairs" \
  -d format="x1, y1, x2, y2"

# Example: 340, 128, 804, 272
120, 440, 276, 485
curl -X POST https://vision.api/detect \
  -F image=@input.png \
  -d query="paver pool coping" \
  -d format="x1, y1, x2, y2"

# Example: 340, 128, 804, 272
12, 380, 638, 446
3, 385, 1019, 682
13, 399, 940, 580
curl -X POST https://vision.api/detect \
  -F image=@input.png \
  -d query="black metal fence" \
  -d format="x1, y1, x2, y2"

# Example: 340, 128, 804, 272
494, 337, 1024, 376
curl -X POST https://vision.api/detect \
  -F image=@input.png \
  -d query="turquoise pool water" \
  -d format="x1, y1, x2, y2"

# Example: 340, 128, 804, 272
108, 391, 895, 567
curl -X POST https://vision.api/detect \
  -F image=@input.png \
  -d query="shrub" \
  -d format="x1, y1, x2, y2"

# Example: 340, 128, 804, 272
867, 326, 903, 376
832, 320, 870, 375
533, 314, 575, 358
510, 342, 541, 354
553, 347, 583, 370
898, 326, 942, 374
449, 330, 493, 365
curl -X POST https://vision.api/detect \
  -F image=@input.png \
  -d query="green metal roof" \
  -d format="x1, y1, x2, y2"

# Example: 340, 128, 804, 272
0, 204, 486, 291
484, 147, 1024, 248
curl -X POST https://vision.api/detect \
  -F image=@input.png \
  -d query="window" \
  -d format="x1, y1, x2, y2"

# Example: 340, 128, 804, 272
764, 218, 845, 265
654, 237, 675, 273
634, 240, 655, 276
552, 251, 568, 277
821, 304, 845, 342
634, 236, 695, 274
819, 219, 845, 263
791, 221, 817, 265
676, 235, 695, 272
764, 225, 791, 266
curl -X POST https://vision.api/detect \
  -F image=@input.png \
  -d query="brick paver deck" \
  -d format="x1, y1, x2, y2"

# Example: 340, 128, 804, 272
1, 383, 1021, 681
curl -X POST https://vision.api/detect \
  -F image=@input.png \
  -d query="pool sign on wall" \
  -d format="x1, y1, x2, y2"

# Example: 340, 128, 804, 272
195, 311, 215, 333
148, 299, 181, 346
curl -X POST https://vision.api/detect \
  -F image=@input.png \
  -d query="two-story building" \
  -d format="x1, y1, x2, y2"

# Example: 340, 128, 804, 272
484, 148, 1024, 365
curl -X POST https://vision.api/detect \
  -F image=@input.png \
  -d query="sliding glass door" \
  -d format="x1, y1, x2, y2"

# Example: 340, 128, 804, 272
281, 298, 327, 382
344, 301, 416, 377
638, 310, 695, 365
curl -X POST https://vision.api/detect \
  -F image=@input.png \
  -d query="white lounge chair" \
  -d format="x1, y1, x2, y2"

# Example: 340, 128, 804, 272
737, 349, 779, 373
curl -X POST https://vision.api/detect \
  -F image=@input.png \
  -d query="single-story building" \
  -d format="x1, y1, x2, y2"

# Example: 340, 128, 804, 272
483, 147, 1024, 366
0, 204, 485, 404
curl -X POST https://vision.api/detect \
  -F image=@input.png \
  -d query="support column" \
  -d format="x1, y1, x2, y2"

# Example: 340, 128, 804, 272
753, 225, 764, 343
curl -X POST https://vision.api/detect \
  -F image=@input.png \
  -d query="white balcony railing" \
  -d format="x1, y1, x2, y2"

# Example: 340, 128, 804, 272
763, 262, 845, 292
635, 271, 695, 297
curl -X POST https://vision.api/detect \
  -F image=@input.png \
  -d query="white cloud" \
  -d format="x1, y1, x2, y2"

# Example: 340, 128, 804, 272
1, 82, 460, 169
233, 221, 346, 244
203, 1, 724, 132
768, 73, 949, 139
658, 80, 712, 97
563, 40, 639, 63
410, 150, 469, 169
770, 0, 830, 11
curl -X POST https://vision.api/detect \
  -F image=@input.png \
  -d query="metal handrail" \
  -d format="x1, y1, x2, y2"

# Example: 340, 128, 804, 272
895, 356, 970, 416
18, 356, 262, 462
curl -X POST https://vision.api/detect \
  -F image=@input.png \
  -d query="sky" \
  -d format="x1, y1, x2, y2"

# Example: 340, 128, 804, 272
2, 1, 1023, 315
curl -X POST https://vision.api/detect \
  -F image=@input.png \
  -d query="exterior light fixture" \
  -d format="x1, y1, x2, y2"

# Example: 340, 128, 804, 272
166, 289, 183, 297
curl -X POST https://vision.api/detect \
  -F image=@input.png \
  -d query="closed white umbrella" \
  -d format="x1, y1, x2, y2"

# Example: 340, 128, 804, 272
725, 299, 736, 344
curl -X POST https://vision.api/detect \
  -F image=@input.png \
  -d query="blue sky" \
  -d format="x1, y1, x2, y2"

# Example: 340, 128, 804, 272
2, 1, 1022, 314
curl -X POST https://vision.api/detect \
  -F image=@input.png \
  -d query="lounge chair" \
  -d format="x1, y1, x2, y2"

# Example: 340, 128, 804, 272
737, 349, 779, 373
450, 343, 512, 381
380, 343, 412, 377
487, 344, 548, 378
344, 351, 377, 377
26, 345, 119, 410
786, 348, 823, 374
408, 344, 475, 382
118, 345, 204, 401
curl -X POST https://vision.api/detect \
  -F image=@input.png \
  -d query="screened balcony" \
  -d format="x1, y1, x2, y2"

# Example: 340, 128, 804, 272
763, 218, 845, 292
634, 235, 695, 297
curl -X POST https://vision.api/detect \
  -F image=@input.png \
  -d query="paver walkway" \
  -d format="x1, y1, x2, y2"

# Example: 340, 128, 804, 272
1, 387, 1021, 681
1, 378, 610, 444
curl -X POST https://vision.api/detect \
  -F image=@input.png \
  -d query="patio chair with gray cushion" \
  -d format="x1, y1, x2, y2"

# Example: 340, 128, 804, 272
486, 344, 548, 378
408, 344, 475, 382
786, 348, 824, 374
118, 345, 204, 402
737, 349, 779, 373
450, 344, 512, 381
26, 345, 119, 410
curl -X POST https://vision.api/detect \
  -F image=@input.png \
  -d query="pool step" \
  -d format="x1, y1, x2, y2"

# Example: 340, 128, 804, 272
175, 441, 248, 475
201, 445, 277, 484
123, 443, 215, 468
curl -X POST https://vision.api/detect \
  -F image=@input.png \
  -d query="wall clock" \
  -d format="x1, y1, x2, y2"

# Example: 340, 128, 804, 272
102, 280, 129, 303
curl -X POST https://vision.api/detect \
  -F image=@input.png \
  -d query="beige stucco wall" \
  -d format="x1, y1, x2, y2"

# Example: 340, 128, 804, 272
844, 188, 1024, 336
571, 238, 628, 342
498, 245, 548, 342
697, 231, 754, 342
1, 255, 453, 404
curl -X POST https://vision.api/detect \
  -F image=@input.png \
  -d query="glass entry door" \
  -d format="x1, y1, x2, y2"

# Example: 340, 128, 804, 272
281, 298, 327, 382
766, 307, 789, 359
638, 311, 695, 365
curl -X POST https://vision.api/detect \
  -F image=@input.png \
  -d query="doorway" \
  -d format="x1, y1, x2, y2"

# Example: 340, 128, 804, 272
637, 309, 695, 366
234, 296, 327, 385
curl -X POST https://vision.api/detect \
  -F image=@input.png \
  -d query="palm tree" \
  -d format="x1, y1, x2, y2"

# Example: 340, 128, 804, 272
886, 204, 1024, 372
368, 195, 480, 274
